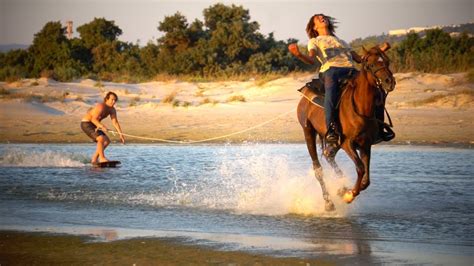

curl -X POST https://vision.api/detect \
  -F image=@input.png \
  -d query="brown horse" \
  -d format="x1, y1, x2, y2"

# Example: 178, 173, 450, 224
297, 43, 396, 211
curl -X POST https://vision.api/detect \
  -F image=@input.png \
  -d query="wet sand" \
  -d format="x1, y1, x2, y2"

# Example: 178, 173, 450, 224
0, 231, 341, 265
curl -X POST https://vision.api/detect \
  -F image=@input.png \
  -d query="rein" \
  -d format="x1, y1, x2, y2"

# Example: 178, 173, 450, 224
362, 47, 391, 89
351, 52, 393, 127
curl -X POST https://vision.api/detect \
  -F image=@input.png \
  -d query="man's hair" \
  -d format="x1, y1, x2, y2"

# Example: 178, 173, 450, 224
104, 91, 118, 102
306, 14, 337, 39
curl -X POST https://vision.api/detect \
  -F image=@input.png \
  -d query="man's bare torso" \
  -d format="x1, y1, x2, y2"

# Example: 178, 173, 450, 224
82, 103, 115, 122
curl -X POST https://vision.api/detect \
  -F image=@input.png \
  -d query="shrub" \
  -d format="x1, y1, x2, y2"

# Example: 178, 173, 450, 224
0, 87, 10, 95
53, 65, 81, 82
40, 69, 54, 79
226, 94, 246, 102
94, 81, 103, 87
163, 91, 177, 103
172, 99, 181, 107
129, 96, 140, 107
0, 66, 26, 82
467, 69, 474, 83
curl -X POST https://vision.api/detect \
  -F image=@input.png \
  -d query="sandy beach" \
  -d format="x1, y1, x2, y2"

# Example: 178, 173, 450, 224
0, 72, 473, 145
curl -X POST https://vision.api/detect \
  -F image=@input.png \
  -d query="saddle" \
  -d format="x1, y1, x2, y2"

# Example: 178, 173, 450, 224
297, 70, 357, 108
298, 70, 394, 146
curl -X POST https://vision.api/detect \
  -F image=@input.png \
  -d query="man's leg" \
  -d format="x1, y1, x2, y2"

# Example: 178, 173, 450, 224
95, 135, 110, 162
91, 151, 99, 164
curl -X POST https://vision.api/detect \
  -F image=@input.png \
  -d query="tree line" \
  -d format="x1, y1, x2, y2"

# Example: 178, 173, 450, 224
1, 3, 472, 82
0, 4, 310, 82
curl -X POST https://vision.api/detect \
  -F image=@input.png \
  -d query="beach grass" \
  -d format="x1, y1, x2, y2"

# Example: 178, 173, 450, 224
407, 89, 473, 107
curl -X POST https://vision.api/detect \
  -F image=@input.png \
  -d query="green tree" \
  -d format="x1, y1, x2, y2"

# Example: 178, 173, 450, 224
77, 18, 123, 49
0, 49, 30, 81
389, 29, 474, 73
155, 13, 207, 75
28, 21, 84, 80
140, 41, 161, 77
158, 12, 192, 52
203, 3, 260, 69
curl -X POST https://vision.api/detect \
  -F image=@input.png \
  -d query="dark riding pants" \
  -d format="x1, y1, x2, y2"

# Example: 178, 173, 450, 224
322, 67, 355, 127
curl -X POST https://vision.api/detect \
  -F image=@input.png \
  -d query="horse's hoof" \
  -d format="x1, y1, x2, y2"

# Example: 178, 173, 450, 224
325, 200, 336, 212
337, 186, 348, 197
343, 191, 355, 203
361, 179, 370, 191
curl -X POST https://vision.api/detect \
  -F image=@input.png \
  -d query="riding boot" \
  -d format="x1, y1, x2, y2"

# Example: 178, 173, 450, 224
326, 122, 339, 144
380, 123, 395, 141
324, 122, 339, 157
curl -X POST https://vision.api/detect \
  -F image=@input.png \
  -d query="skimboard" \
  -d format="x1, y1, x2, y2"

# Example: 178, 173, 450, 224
92, 161, 121, 168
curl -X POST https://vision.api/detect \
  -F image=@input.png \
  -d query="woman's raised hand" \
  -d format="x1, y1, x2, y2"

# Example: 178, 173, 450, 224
288, 43, 301, 56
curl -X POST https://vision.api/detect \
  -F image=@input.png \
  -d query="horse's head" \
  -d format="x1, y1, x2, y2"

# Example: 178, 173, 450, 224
361, 42, 396, 93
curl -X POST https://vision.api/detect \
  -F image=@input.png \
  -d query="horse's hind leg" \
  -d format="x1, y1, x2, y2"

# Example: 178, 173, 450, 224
326, 155, 349, 197
326, 154, 344, 178
303, 122, 335, 212
323, 147, 347, 196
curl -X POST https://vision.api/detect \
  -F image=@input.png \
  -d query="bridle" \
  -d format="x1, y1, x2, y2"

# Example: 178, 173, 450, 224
361, 47, 394, 92
351, 47, 395, 125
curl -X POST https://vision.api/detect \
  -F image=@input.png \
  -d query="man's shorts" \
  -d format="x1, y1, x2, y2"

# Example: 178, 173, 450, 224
81, 121, 105, 142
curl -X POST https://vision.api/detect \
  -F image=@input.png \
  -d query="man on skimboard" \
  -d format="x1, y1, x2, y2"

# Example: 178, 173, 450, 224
80, 91, 125, 165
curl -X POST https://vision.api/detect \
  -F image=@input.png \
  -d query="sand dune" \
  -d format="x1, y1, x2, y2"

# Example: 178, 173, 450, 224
0, 72, 472, 144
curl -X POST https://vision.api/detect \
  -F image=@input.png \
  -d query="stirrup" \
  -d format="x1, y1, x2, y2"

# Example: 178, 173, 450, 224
326, 133, 339, 143
381, 124, 395, 141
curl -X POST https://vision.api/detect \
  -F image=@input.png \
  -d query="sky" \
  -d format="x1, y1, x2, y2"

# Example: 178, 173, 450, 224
1, 0, 472, 46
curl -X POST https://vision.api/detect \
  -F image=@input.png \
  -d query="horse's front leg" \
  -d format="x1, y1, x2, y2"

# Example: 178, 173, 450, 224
303, 124, 335, 212
341, 140, 365, 203
359, 144, 371, 191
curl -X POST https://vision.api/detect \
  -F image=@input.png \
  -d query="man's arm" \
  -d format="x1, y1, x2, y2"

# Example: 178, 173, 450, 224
288, 43, 317, 65
110, 109, 125, 144
90, 104, 108, 131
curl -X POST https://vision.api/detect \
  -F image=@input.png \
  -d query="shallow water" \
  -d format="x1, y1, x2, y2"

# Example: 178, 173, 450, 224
0, 144, 473, 264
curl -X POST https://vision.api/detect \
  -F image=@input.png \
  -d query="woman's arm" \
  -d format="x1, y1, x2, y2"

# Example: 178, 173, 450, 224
288, 43, 317, 65
350, 50, 362, 64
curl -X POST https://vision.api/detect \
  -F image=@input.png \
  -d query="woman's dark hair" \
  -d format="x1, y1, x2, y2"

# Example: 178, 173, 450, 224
306, 13, 337, 39
104, 91, 118, 102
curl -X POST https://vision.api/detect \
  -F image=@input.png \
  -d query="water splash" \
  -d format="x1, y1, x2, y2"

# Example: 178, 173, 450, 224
25, 145, 354, 216
0, 148, 87, 167
129, 149, 353, 217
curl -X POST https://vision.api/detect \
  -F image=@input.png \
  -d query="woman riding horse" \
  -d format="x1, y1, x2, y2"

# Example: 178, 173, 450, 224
288, 13, 396, 211
289, 13, 394, 157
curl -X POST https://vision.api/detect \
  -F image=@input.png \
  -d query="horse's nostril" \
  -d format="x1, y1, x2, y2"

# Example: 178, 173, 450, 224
385, 78, 391, 83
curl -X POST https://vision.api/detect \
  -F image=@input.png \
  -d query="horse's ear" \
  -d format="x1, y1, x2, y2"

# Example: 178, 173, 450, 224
379, 42, 391, 52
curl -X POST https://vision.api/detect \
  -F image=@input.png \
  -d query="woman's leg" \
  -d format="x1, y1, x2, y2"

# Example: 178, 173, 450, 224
323, 68, 339, 142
